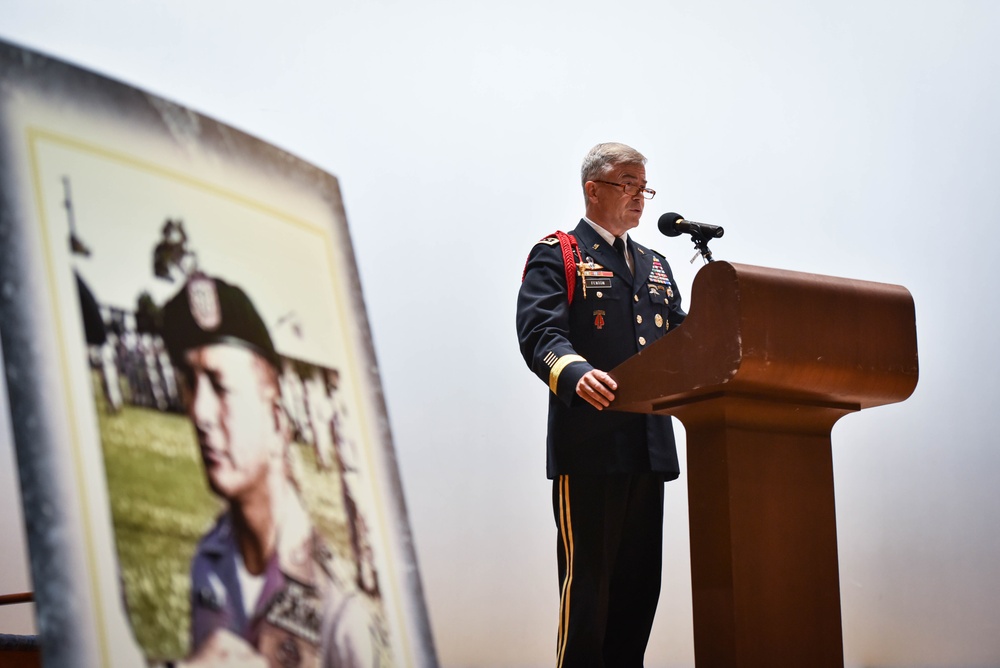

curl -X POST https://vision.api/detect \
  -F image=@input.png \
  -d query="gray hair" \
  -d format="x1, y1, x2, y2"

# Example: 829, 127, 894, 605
580, 142, 647, 187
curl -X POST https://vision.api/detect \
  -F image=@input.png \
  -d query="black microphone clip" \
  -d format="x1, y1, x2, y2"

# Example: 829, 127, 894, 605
657, 212, 724, 263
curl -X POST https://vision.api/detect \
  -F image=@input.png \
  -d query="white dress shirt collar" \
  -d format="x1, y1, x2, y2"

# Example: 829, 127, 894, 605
583, 217, 633, 274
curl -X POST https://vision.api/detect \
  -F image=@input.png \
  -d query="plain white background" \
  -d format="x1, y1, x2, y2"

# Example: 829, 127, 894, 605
2, 2, 1000, 666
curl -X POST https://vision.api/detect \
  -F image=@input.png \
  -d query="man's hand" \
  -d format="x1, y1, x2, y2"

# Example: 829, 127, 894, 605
576, 369, 617, 410
178, 629, 267, 668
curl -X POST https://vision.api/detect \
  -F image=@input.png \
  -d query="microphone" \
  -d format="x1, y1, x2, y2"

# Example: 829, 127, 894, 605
657, 212, 724, 239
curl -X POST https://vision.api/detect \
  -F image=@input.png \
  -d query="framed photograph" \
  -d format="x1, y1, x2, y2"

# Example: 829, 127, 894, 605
0, 39, 436, 667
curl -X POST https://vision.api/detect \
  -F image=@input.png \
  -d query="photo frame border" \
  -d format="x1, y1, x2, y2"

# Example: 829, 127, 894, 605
0, 38, 437, 667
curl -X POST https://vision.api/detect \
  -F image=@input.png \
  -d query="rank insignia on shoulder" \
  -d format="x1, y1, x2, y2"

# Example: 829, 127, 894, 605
537, 236, 560, 246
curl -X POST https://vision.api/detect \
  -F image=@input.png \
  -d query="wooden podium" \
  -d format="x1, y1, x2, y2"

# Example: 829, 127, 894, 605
609, 261, 918, 668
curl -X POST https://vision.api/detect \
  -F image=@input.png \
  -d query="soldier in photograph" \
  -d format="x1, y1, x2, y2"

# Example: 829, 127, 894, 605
161, 274, 376, 667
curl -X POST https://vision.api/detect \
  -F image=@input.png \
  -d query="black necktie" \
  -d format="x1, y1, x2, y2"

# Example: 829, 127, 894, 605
614, 237, 633, 275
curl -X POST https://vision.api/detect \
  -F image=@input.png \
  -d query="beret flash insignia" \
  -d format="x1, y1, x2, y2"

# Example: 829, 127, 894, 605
187, 275, 221, 331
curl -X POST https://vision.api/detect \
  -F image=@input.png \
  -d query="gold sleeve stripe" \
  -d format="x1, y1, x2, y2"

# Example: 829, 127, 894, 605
549, 354, 586, 394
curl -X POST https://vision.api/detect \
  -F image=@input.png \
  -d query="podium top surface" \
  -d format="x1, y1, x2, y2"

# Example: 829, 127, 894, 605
609, 261, 919, 415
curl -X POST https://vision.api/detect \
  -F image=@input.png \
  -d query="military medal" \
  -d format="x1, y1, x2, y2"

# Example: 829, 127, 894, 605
650, 257, 669, 282
648, 258, 672, 286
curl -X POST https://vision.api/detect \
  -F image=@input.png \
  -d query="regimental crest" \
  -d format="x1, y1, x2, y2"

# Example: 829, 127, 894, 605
593, 310, 606, 330
187, 275, 221, 331
648, 258, 671, 286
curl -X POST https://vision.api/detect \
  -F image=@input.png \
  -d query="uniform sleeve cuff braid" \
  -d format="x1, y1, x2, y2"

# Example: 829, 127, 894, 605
549, 354, 586, 394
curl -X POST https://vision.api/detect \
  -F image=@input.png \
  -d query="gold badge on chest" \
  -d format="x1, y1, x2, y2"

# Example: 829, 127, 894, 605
578, 257, 613, 300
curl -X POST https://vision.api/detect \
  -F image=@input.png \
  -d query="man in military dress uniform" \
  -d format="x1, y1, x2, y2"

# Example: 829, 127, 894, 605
161, 274, 375, 668
516, 143, 687, 667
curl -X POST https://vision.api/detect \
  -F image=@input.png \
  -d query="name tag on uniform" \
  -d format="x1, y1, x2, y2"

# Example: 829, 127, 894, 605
584, 272, 613, 291
265, 583, 322, 644
577, 260, 614, 299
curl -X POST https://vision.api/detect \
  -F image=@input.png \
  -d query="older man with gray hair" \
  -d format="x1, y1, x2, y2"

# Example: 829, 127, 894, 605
517, 143, 687, 666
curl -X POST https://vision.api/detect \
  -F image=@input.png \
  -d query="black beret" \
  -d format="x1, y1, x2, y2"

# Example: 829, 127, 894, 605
160, 275, 280, 370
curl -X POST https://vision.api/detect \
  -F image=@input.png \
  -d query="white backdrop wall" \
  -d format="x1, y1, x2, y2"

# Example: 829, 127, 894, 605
2, 2, 1000, 666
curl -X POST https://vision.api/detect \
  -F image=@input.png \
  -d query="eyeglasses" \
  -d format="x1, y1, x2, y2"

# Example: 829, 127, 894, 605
593, 180, 656, 200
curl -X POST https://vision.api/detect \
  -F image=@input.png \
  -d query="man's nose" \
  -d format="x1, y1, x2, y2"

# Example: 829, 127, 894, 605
190, 374, 220, 429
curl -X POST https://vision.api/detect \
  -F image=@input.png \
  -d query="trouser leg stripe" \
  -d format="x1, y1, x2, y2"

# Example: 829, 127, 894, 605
556, 475, 574, 668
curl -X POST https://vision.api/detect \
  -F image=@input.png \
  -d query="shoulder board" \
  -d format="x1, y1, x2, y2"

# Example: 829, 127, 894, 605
522, 231, 580, 305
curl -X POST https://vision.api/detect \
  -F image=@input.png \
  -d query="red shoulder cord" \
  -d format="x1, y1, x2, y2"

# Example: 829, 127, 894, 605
522, 231, 581, 304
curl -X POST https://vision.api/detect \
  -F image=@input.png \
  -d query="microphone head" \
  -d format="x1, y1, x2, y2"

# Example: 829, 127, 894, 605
658, 212, 684, 237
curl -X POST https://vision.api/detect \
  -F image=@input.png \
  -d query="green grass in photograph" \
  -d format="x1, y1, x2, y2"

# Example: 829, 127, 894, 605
93, 371, 360, 660
96, 384, 219, 659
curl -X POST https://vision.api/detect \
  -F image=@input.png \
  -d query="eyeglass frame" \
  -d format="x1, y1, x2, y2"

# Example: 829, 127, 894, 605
592, 179, 656, 200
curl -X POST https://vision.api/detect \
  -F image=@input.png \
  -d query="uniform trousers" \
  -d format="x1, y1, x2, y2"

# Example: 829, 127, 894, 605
553, 472, 665, 668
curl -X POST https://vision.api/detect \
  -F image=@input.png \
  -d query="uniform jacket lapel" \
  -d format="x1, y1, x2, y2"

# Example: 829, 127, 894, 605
572, 220, 632, 285
630, 238, 652, 296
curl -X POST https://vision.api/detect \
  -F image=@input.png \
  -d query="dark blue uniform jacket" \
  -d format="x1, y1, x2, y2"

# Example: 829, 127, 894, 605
517, 220, 686, 479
